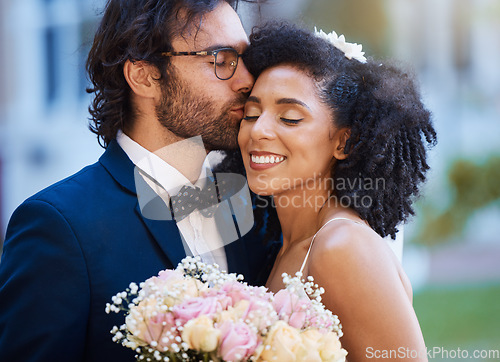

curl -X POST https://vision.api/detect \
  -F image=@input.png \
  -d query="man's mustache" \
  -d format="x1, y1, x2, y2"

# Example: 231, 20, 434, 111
227, 94, 249, 109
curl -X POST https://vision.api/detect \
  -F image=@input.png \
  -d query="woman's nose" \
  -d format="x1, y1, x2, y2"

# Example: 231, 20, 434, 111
249, 114, 276, 141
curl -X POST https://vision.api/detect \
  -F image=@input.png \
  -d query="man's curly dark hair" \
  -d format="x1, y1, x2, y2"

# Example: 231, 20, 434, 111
217, 21, 437, 241
86, 0, 248, 148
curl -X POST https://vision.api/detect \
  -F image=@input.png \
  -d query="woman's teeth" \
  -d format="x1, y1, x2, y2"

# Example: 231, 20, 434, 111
251, 155, 285, 164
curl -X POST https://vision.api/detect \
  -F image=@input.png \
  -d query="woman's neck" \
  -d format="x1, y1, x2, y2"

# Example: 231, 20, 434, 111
273, 183, 365, 250
273, 182, 332, 249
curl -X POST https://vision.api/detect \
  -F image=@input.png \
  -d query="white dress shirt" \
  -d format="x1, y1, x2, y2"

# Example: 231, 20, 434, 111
116, 131, 228, 271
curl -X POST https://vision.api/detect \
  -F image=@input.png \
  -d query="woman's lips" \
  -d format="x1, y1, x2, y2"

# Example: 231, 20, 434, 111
249, 152, 286, 170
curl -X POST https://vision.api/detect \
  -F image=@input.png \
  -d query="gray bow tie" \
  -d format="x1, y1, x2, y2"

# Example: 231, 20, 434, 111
170, 181, 219, 221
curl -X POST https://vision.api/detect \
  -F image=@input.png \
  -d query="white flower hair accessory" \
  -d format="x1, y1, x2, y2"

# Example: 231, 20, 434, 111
314, 27, 367, 63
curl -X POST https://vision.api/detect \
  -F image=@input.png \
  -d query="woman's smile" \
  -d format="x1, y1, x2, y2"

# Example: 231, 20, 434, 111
249, 151, 287, 170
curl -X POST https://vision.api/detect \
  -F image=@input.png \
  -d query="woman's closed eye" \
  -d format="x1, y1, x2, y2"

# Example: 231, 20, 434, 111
280, 110, 304, 125
243, 115, 304, 124
280, 117, 303, 125
243, 115, 259, 121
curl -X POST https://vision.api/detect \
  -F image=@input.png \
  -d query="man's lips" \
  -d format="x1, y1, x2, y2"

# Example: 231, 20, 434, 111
230, 106, 244, 118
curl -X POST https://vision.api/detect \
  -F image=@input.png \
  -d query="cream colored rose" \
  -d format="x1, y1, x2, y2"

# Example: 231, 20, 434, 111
258, 321, 303, 362
295, 329, 323, 361
181, 315, 221, 352
142, 270, 207, 307
318, 331, 348, 362
158, 278, 206, 307
217, 299, 250, 324
125, 297, 158, 345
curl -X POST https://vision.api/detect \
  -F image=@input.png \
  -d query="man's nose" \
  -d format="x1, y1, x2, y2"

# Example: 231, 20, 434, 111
232, 59, 254, 93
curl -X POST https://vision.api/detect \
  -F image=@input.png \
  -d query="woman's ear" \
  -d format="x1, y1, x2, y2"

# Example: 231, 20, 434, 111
332, 127, 351, 160
123, 59, 161, 100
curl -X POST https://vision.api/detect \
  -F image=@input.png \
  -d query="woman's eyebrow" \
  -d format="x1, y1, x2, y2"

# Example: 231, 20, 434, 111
246, 96, 311, 111
246, 96, 260, 104
276, 98, 311, 110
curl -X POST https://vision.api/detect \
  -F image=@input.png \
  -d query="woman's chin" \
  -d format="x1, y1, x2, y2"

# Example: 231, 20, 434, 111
248, 185, 275, 197
251, 189, 273, 197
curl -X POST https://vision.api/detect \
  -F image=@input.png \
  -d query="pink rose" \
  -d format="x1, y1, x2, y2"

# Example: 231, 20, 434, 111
145, 312, 179, 351
125, 298, 178, 351
273, 289, 312, 329
218, 282, 273, 307
238, 297, 278, 331
219, 281, 252, 306
308, 314, 335, 331
218, 321, 260, 361
201, 289, 233, 310
143, 270, 184, 293
142, 269, 205, 306
172, 296, 223, 325
157, 269, 185, 281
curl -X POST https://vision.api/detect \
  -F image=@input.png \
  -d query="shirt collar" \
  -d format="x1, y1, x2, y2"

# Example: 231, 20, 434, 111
116, 130, 212, 197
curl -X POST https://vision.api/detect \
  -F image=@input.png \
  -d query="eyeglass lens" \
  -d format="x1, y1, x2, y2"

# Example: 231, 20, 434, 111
214, 49, 238, 80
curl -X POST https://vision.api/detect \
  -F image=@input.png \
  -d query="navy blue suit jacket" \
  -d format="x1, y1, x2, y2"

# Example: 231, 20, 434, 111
0, 141, 278, 361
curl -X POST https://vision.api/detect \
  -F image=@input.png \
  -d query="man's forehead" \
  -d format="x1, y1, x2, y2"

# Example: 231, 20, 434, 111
172, 2, 248, 52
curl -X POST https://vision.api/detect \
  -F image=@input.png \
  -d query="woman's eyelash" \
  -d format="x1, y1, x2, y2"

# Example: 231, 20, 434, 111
281, 117, 302, 124
242, 116, 303, 124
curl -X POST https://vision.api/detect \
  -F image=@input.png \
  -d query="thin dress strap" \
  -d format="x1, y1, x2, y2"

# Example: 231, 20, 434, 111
298, 217, 364, 275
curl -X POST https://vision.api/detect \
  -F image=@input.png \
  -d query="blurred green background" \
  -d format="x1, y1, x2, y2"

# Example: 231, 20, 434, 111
1, 0, 499, 359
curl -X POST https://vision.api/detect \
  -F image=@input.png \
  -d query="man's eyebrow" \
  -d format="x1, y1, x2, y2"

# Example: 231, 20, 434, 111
202, 44, 244, 53
203, 44, 230, 52
276, 98, 311, 110
246, 96, 260, 104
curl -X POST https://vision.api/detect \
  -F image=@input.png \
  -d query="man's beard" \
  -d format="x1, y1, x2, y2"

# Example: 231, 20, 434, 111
156, 72, 247, 151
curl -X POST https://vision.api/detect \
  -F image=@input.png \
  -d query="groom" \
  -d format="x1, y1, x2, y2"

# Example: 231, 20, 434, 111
0, 1, 277, 361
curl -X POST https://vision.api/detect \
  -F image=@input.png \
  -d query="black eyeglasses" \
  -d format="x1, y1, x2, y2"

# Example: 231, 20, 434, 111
161, 47, 242, 80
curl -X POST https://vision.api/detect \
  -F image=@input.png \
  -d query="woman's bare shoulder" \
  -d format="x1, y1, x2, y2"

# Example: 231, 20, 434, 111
310, 218, 387, 267
307, 218, 425, 359
307, 217, 406, 297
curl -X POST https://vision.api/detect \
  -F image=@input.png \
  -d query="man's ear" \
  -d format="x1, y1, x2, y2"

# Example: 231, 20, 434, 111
123, 59, 161, 100
332, 127, 351, 160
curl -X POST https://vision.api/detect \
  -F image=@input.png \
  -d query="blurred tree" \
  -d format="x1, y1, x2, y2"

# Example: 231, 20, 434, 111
302, 0, 388, 56
415, 156, 500, 245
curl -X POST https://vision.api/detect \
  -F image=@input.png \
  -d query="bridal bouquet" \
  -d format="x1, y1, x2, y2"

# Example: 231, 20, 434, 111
106, 256, 347, 361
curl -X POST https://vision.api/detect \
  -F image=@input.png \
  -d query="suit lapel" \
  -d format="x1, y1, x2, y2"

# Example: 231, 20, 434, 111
100, 140, 187, 268
224, 216, 251, 278
134, 203, 187, 269
99, 140, 137, 194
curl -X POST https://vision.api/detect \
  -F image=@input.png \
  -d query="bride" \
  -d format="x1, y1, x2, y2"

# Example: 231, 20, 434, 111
234, 22, 436, 361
